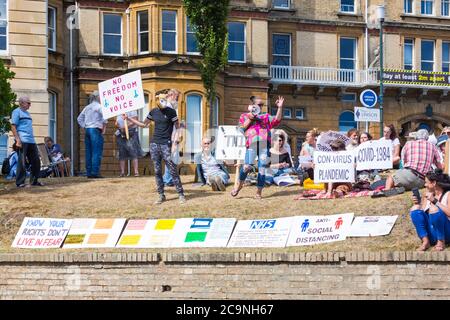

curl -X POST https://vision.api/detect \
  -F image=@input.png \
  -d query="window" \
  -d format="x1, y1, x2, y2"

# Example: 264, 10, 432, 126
295, 108, 305, 120
103, 14, 122, 55
138, 94, 150, 152
186, 94, 202, 154
228, 22, 245, 63
443, 42, 450, 72
421, 0, 434, 15
272, 34, 291, 66
404, 0, 414, 13
283, 107, 292, 119
137, 11, 149, 54
48, 6, 56, 51
212, 97, 219, 128
162, 10, 177, 53
273, 0, 290, 9
443, 0, 450, 16
270, 107, 277, 116
0, 134, 7, 164
186, 16, 199, 54
421, 39, 435, 71
340, 0, 355, 13
339, 111, 356, 132
0, 0, 7, 52
341, 93, 356, 102
49, 92, 57, 141
404, 39, 414, 70
340, 37, 356, 81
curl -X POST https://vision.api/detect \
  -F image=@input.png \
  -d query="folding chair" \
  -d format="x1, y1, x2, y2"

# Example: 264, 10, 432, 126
36, 143, 61, 178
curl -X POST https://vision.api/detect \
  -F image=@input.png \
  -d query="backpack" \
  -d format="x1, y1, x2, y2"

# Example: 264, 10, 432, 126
1, 155, 11, 175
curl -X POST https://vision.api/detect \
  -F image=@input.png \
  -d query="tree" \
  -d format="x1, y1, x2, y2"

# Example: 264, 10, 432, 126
183, 0, 229, 128
0, 59, 17, 135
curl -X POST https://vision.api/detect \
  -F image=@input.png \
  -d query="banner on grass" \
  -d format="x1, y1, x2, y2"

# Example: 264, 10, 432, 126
355, 140, 393, 171
227, 217, 292, 248
313, 151, 355, 183
98, 70, 145, 119
348, 216, 398, 237
215, 126, 246, 160
12, 218, 72, 248
286, 213, 354, 246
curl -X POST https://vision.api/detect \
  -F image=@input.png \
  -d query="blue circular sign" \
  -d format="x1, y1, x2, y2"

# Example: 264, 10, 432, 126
360, 89, 378, 108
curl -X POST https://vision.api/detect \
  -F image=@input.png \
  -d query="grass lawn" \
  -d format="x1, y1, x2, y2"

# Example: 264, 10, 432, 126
0, 175, 421, 253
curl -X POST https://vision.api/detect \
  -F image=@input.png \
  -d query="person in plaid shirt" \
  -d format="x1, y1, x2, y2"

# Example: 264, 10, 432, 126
385, 129, 442, 191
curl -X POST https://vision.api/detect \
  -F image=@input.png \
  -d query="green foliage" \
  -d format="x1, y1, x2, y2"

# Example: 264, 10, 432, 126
0, 59, 17, 135
183, 0, 229, 104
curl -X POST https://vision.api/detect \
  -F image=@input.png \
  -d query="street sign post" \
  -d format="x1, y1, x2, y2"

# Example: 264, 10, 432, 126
354, 107, 380, 122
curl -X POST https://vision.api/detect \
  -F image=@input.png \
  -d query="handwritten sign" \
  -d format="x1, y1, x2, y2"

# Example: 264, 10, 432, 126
12, 218, 72, 248
215, 126, 246, 160
355, 140, 393, 171
314, 151, 355, 183
286, 213, 354, 246
98, 70, 145, 119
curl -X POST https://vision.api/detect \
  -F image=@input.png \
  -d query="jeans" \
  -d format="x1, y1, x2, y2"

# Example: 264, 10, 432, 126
150, 143, 184, 195
162, 148, 179, 185
410, 209, 450, 244
265, 167, 293, 185
239, 142, 270, 189
16, 143, 40, 186
85, 128, 104, 177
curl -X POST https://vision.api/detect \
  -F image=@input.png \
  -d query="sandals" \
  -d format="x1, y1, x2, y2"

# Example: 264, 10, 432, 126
231, 189, 240, 197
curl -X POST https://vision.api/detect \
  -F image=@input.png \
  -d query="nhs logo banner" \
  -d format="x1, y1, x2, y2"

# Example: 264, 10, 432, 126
227, 217, 293, 248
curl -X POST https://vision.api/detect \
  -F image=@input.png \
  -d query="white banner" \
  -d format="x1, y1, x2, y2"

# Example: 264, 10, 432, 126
314, 151, 355, 183
354, 107, 380, 122
355, 140, 393, 171
348, 216, 398, 237
316, 131, 351, 152
286, 213, 354, 246
98, 70, 145, 119
227, 217, 292, 248
12, 218, 72, 248
215, 126, 246, 160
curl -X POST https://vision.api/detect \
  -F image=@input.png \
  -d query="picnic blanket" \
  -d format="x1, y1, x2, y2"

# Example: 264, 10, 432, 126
294, 189, 375, 200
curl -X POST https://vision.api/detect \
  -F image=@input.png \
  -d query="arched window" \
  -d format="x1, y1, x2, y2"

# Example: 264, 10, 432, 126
186, 94, 202, 155
212, 97, 219, 128
339, 110, 356, 132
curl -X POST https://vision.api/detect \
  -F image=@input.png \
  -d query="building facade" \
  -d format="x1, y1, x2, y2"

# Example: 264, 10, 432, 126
2, 0, 450, 175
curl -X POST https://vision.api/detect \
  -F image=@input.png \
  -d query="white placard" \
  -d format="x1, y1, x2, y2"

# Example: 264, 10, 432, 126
348, 216, 398, 237
286, 213, 354, 246
63, 218, 127, 248
170, 218, 236, 248
313, 151, 355, 183
98, 70, 145, 119
12, 218, 72, 249
227, 217, 293, 248
354, 107, 380, 122
215, 126, 246, 160
316, 131, 351, 152
355, 140, 393, 171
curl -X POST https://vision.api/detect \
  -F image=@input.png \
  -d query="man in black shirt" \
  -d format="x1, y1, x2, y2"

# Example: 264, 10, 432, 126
125, 91, 185, 204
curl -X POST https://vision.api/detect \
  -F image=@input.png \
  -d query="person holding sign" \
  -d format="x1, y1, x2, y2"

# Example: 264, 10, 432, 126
298, 128, 319, 181
410, 170, 450, 251
345, 129, 360, 151
115, 110, 143, 177
124, 92, 185, 204
323, 139, 353, 198
359, 132, 373, 144
380, 124, 401, 167
231, 96, 284, 199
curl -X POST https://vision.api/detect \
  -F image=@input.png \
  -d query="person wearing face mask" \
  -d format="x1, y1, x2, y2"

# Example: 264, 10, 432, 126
125, 90, 185, 204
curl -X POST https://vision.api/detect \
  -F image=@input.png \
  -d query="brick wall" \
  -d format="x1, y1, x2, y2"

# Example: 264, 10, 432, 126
1, 251, 450, 299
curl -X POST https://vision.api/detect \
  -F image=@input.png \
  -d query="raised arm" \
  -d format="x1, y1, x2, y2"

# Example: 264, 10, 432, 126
274, 96, 285, 122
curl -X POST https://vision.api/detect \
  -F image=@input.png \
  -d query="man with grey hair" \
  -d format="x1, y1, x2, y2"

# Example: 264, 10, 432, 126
10, 96, 42, 187
382, 129, 442, 193
77, 90, 108, 178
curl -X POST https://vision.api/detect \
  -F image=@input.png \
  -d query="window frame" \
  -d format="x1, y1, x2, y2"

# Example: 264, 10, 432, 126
227, 21, 246, 63
421, 39, 435, 71
0, 0, 8, 54
212, 96, 219, 128
341, 93, 357, 102
283, 107, 292, 119
102, 13, 123, 56
272, 33, 291, 66
161, 9, 177, 54
421, 0, 434, 15
185, 93, 203, 155
442, 0, 450, 16
273, 0, 290, 9
404, 38, 414, 70
138, 93, 150, 153
48, 91, 57, 141
339, 37, 357, 70
137, 10, 149, 54
443, 41, 450, 72
340, 0, 355, 13
48, 6, 56, 52
404, 0, 414, 14
295, 108, 305, 120
186, 16, 200, 55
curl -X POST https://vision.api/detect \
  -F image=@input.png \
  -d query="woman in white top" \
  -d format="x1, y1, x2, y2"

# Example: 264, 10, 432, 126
410, 170, 450, 251
380, 124, 401, 166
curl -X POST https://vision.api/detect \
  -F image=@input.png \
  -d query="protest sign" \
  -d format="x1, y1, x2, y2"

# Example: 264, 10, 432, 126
215, 126, 246, 160
348, 216, 398, 237
314, 151, 355, 183
355, 139, 393, 171
63, 218, 126, 248
286, 213, 354, 246
170, 218, 236, 248
298, 156, 313, 168
316, 131, 350, 152
12, 218, 72, 248
98, 70, 145, 119
227, 217, 292, 248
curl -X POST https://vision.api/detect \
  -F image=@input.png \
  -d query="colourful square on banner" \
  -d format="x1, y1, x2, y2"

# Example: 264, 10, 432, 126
185, 232, 207, 243
64, 234, 85, 244
94, 219, 114, 229
155, 219, 176, 230
87, 233, 108, 244
119, 235, 141, 245
126, 220, 147, 230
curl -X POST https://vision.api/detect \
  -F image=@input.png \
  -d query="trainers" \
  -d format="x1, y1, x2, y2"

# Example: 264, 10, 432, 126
179, 194, 186, 204
31, 181, 44, 186
214, 176, 226, 191
154, 194, 166, 205
16, 184, 26, 188
208, 176, 218, 191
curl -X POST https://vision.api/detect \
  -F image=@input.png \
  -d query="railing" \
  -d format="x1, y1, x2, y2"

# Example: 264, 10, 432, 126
269, 65, 379, 87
